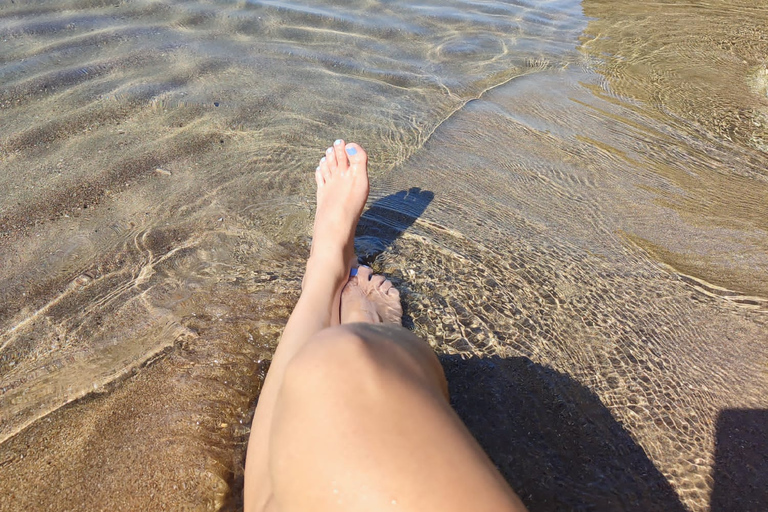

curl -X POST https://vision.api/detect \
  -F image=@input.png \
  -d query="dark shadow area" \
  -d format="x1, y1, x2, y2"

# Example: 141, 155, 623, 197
711, 409, 768, 511
440, 354, 687, 511
355, 188, 434, 264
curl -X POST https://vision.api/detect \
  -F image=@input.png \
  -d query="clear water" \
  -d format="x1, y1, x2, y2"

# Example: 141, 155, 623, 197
1, 1, 766, 510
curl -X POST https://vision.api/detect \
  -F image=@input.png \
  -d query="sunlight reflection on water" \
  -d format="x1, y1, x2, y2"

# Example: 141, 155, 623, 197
1, 0, 766, 510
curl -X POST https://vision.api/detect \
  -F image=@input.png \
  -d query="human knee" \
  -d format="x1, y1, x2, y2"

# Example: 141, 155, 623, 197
280, 326, 376, 391
283, 324, 446, 399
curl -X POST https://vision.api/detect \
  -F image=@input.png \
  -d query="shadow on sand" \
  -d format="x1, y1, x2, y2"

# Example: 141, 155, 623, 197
711, 409, 768, 511
354, 187, 684, 509
331, 186, 764, 510
354, 187, 434, 264
441, 354, 688, 511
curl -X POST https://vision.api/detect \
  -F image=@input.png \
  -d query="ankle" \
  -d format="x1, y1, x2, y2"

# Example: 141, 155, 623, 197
305, 252, 348, 285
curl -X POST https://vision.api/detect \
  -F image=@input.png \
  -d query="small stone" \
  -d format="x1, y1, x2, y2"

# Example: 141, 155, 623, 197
155, 168, 172, 176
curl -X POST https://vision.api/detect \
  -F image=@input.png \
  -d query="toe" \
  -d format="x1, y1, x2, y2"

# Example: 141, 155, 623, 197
319, 156, 331, 183
324, 146, 336, 173
333, 139, 349, 173
356, 265, 372, 282
380, 279, 393, 293
387, 287, 400, 298
315, 166, 324, 188
343, 143, 367, 174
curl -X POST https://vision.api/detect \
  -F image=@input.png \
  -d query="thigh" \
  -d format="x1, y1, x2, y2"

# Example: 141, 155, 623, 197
268, 324, 527, 512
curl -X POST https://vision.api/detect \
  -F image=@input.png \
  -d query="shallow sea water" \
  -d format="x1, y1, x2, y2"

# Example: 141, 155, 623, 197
1, 1, 767, 511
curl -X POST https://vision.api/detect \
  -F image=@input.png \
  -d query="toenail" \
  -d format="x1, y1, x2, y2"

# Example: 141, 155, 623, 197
320, 157, 326, 163
326, 147, 333, 154
345, 146, 357, 156
316, 166, 320, 172
334, 139, 343, 146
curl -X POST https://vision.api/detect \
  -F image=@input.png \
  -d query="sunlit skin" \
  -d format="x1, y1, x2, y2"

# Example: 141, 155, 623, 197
243, 140, 527, 512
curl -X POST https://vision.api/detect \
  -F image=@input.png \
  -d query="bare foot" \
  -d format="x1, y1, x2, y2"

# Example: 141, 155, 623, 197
340, 266, 403, 324
305, 139, 369, 323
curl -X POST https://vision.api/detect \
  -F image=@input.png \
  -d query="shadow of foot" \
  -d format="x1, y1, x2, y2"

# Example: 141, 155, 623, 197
355, 187, 434, 264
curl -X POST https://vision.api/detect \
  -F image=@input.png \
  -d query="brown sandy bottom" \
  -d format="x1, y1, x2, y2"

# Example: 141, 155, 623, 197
582, 0, 768, 154
579, 0, 768, 296
1, 1, 588, 509
2, 67, 766, 512
365, 68, 768, 511
1, 0, 768, 511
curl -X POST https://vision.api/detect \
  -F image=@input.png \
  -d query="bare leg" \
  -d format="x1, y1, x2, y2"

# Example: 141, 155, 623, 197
245, 140, 526, 512
267, 319, 527, 512
244, 139, 369, 512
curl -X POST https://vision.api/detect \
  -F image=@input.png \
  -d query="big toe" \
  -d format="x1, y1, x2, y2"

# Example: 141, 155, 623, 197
341, 279, 359, 300
355, 265, 373, 283
343, 143, 367, 173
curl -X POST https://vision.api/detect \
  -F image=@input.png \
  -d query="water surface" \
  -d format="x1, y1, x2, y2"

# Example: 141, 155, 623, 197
1, 0, 766, 510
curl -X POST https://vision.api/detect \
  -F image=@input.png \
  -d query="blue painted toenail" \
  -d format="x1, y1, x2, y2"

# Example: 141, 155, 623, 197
320, 157, 326, 163
345, 146, 357, 156
334, 139, 343, 146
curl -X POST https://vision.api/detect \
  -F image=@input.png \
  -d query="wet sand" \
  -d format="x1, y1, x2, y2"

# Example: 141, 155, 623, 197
1, 0, 767, 510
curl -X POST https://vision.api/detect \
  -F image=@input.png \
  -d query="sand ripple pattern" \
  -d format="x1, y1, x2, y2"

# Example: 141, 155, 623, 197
369, 70, 767, 509
1, 1, 767, 511
0, 0, 586, 510
0, 0, 582, 438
